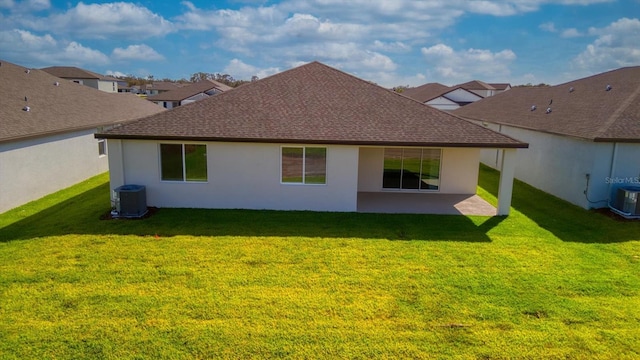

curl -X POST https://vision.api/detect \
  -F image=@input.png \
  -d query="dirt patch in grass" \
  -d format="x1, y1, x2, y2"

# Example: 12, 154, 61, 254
592, 208, 640, 222
99, 207, 159, 220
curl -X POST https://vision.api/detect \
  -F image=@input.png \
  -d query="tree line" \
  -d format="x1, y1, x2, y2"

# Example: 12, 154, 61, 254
114, 72, 259, 88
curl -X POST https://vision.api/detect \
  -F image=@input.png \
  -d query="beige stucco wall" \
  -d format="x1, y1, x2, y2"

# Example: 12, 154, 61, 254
97, 80, 117, 93
473, 121, 640, 209
357, 147, 480, 194
0, 129, 108, 213
108, 140, 360, 212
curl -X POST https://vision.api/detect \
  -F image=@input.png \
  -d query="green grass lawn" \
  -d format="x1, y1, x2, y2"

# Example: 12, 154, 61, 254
0, 167, 639, 359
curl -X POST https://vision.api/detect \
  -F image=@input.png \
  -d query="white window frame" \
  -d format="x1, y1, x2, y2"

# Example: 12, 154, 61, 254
280, 146, 327, 185
97, 139, 107, 157
159, 143, 208, 183
381, 147, 442, 192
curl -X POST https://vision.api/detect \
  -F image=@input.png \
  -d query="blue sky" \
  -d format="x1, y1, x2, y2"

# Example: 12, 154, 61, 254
1, 0, 639, 87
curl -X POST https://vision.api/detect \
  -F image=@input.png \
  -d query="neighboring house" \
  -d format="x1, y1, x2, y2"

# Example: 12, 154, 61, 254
41, 66, 120, 93
97, 62, 527, 216
115, 80, 135, 93
403, 83, 483, 111
457, 80, 497, 98
0, 60, 164, 214
142, 82, 182, 96
455, 66, 640, 211
489, 83, 512, 94
147, 80, 233, 109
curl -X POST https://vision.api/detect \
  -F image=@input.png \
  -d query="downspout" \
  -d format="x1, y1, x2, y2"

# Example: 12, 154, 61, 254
607, 142, 619, 205
496, 124, 503, 170
120, 139, 127, 185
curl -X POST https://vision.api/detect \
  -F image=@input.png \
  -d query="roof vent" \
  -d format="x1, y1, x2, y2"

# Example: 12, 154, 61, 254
23, 106, 30, 112
606, 84, 612, 91
546, 107, 552, 114
531, 105, 536, 111
569, 87, 574, 93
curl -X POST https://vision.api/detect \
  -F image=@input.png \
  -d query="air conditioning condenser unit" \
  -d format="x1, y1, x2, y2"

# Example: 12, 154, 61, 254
609, 186, 640, 219
112, 184, 148, 218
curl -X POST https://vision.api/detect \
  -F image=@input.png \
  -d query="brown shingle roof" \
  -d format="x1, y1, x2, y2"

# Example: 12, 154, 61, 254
147, 80, 232, 102
401, 83, 451, 103
457, 80, 496, 91
144, 81, 183, 92
403, 84, 482, 104
98, 62, 526, 148
1, 59, 165, 143
40, 66, 117, 81
454, 66, 640, 143
489, 83, 511, 91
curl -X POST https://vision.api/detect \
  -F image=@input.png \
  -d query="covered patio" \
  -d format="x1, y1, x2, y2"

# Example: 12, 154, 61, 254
357, 192, 497, 216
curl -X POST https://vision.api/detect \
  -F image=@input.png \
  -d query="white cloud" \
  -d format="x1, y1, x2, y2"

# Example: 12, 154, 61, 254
22, 2, 174, 40
223, 58, 281, 80
464, 0, 613, 16
0, 28, 55, 48
0, 0, 14, 9
539, 22, 557, 32
62, 41, 109, 65
105, 70, 127, 77
421, 43, 517, 83
561, 28, 582, 38
466, 1, 521, 16
25, 0, 49, 11
0, 29, 108, 66
0, 0, 48, 11
112, 44, 164, 61
371, 40, 411, 53
574, 17, 640, 70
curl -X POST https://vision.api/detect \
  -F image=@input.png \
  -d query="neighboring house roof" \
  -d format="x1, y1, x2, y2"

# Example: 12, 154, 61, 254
41, 66, 118, 82
98, 62, 526, 148
489, 83, 511, 91
454, 66, 640, 143
457, 80, 496, 91
147, 80, 232, 102
401, 83, 450, 103
405, 85, 483, 105
1, 60, 165, 143
143, 82, 183, 92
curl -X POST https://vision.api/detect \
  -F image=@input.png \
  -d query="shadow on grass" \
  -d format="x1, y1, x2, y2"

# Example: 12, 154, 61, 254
478, 165, 640, 243
0, 181, 505, 243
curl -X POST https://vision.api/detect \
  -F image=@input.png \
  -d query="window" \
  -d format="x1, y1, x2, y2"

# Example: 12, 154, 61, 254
281, 147, 326, 184
160, 144, 207, 182
383, 148, 440, 190
98, 139, 106, 156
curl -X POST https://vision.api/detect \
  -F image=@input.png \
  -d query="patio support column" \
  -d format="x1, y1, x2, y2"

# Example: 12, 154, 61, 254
497, 148, 517, 216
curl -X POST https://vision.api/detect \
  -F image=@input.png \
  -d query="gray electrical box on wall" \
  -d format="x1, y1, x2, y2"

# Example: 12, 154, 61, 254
113, 184, 148, 218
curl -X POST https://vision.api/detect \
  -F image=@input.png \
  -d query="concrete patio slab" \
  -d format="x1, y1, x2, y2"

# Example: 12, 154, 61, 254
357, 192, 497, 216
